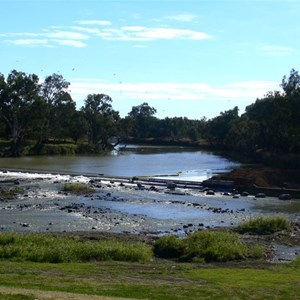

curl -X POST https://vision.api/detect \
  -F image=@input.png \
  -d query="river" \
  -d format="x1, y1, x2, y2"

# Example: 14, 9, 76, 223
0, 144, 240, 181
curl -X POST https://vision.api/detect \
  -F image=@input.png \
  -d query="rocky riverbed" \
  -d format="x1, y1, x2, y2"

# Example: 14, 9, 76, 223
0, 170, 300, 262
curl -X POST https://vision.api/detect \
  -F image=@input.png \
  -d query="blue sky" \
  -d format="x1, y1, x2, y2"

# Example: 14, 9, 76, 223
1, 0, 299, 119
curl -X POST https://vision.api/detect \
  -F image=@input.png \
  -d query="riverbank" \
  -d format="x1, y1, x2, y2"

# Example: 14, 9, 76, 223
0, 169, 300, 263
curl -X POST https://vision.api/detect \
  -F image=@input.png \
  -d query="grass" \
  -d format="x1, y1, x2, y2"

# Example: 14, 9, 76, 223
0, 187, 25, 200
0, 233, 152, 263
63, 182, 95, 194
0, 259, 299, 299
237, 216, 291, 235
0, 232, 298, 299
154, 231, 265, 262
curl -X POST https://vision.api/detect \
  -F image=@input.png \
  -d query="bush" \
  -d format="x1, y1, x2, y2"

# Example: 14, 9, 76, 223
0, 187, 25, 199
63, 183, 95, 194
154, 231, 264, 262
184, 231, 248, 262
153, 235, 185, 258
237, 216, 291, 235
0, 233, 152, 263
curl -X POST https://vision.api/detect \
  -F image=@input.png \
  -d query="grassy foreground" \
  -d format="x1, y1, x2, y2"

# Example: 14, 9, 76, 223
0, 258, 299, 300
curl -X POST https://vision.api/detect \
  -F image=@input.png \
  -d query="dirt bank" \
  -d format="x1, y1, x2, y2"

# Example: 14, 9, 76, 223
214, 167, 300, 190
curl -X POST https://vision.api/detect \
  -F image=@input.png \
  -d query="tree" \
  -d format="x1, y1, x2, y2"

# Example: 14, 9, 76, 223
128, 102, 157, 138
0, 70, 41, 156
40, 73, 75, 141
280, 68, 300, 97
206, 107, 239, 146
82, 94, 119, 150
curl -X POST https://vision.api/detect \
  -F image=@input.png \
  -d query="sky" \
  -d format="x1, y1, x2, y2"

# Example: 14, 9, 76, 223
0, 0, 299, 120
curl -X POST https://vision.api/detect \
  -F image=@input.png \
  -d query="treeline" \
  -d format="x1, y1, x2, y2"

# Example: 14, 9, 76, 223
0, 69, 299, 157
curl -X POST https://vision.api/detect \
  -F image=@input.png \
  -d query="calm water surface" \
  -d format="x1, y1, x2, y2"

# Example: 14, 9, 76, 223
0, 145, 240, 180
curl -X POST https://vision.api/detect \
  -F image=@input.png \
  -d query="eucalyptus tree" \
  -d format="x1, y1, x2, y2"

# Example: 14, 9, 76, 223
0, 70, 42, 156
128, 102, 157, 138
40, 73, 76, 141
82, 93, 120, 150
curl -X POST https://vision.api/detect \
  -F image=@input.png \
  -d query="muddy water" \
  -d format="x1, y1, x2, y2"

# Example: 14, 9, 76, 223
0, 145, 239, 180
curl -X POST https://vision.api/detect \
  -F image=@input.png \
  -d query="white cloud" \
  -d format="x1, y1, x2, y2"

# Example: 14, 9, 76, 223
260, 45, 295, 56
43, 30, 89, 40
76, 20, 112, 26
7, 39, 50, 47
96, 27, 212, 41
52, 39, 87, 48
164, 14, 198, 22
2, 29, 88, 48
69, 80, 278, 104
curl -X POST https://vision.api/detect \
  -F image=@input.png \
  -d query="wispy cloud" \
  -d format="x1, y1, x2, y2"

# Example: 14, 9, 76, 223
2, 29, 89, 48
260, 45, 295, 56
164, 14, 198, 22
69, 79, 278, 105
1, 17, 211, 48
52, 39, 87, 48
8, 39, 49, 47
95, 26, 212, 41
76, 20, 112, 26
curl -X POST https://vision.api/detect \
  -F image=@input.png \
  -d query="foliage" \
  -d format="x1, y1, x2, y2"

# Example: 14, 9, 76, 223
0, 187, 24, 200
0, 260, 299, 300
154, 231, 265, 262
237, 216, 291, 235
0, 233, 152, 263
153, 235, 185, 258
0, 68, 300, 157
63, 183, 95, 194
81, 93, 120, 150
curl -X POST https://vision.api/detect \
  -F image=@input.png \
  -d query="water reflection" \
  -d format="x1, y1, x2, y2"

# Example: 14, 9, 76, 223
0, 145, 240, 181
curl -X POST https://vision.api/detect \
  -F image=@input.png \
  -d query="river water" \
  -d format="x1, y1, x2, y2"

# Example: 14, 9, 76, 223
0, 145, 299, 236
0, 145, 239, 180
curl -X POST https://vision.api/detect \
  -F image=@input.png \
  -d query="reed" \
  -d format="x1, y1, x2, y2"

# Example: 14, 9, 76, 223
237, 216, 291, 235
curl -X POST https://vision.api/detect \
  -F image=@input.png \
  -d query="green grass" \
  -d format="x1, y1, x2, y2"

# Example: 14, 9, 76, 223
0, 259, 299, 299
0, 233, 152, 263
237, 216, 291, 235
0, 187, 25, 200
63, 182, 95, 194
154, 231, 265, 262
0, 232, 298, 299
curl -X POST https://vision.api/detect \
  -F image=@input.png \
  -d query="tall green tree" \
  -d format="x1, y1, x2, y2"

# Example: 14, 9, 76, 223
40, 73, 75, 141
82, 94, 119, 150
128, 102, 157, 138
0, 70, 41, 156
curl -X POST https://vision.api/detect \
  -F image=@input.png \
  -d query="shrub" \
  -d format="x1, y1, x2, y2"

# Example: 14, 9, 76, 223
63, 183, 95, 194
153, 235, 185, 259
154, 231, 264, 262
0, 233, 153, 263
184, 231, 248, 262
0, 187, 25, 199
237, 216, 291, 235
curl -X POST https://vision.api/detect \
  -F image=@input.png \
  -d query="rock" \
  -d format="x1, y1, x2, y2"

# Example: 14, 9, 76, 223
14, 180, 20, 185
278, 193, 292, 200
206, 190, 215, 195
166, 182, 176, 189
241, 191, 250, 197
255, 193, 266, 198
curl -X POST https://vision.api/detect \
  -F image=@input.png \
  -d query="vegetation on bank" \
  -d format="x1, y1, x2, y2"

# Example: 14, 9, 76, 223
0, 253, 299, 300
0, 233, 152, 263
0, 227, 298, 299
153, 231, 264, 262
0, 69, 300, 160
237, 216, 291, 235
63, 182, 95, 194
0, 187, 25, 200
